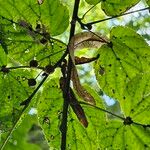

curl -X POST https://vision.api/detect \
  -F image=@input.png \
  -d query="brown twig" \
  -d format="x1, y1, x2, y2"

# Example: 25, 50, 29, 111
60, 0, 81, 149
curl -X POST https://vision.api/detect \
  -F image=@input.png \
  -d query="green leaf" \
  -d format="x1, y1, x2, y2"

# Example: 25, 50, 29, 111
98, 120, 150, 149
101, 0, 140, 16
146, 0, 150, 6
94, 26, 150, 100
0, 26, 7, 66
0, 69, 35, 132
66, 86, 106, 149
121, 73, 150, 124
0, 20, 66, 66
0, 0, 69, 36
38, 81, 106, 149
85, 0, 101, 5
37, 78, 63, 149
0, 48, 7, 66
0, 0, 67, 65
1, 115, 42, 150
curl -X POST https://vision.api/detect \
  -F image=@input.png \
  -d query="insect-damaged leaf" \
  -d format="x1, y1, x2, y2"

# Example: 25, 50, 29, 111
0, 69, 35, 132
37, 78, 63, 149
94, 26, 150, 101
94, 26, 150, 149
38, 80, 106, 149
101, 0, 140, 16
121, 73, 150, 125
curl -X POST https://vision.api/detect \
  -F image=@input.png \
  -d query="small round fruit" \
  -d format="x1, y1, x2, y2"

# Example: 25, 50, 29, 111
1, 66, 10, 73
45, 65, 55, 74
28, 78, 36, 86
29, 60, 38, 67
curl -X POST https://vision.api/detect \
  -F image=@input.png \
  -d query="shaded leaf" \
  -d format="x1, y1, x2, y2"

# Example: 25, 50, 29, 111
101, 0, 140, 16
146, 0, 150, 6
1, 115, 42, 150
0, 69, 35, 132
85, 0, 101, 5
37, 78, 63, 149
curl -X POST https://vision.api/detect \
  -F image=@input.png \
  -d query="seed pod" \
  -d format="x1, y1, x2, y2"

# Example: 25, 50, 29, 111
69, 88, 88, 128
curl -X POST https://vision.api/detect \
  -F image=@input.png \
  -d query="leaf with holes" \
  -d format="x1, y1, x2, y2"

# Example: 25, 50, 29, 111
37, 78, 63, 149
0, 69, 35, 132
101, 0, 140, 16
121, 73, 150, 125
94, 26, 150, 101
0, 0, 69, 36
38, 82, 106, 149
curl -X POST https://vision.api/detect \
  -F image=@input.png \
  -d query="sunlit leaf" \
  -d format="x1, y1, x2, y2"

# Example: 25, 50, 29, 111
101, 0, 140, 16
0, 0, 67, 65
0, 0, 69, 36
121, 73, 150, 124
94, 26, 150, 100
98, 120, 150, 149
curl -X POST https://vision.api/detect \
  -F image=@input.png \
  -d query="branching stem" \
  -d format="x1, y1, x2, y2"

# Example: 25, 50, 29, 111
78, 7, 150, 29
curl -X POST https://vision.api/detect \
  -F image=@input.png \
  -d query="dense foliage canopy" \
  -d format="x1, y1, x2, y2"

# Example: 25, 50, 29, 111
0, 0, 150, 149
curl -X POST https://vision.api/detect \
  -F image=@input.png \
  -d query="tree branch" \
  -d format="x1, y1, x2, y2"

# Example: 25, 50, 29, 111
60, 0, 81, 149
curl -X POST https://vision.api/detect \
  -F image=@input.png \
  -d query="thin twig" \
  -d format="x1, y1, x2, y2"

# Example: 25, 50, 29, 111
78, 7, 150, 29
7, 66, 44, 70
133, 121, 150, 128
79, 101, 125, 120
80, 3, 98, 20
